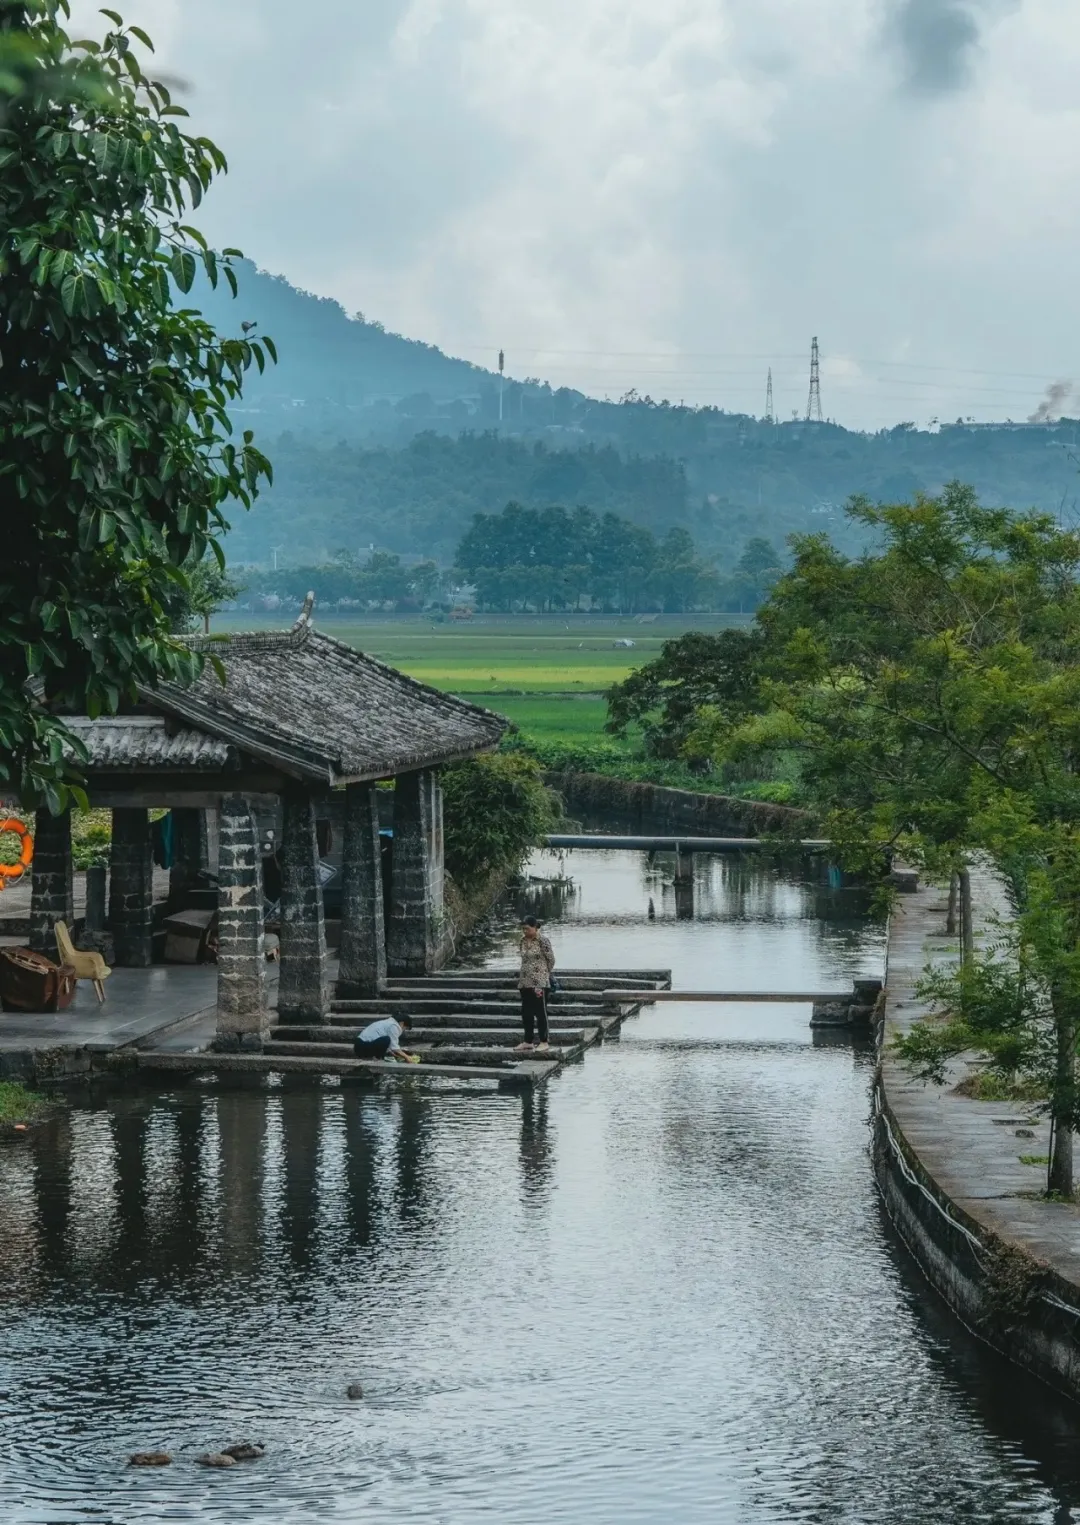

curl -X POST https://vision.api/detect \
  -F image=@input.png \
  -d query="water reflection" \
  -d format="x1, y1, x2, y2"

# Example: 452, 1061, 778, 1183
3, 854, 1080, 1525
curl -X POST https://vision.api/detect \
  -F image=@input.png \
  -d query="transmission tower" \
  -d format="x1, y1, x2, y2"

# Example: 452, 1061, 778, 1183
806, 336, 823, 423
765, 368, 775, 424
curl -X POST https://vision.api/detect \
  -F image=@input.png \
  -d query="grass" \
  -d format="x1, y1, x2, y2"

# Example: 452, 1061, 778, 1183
1019, 1154, 1050, 1166
0, 1081, 52, 1125
954, 1072, 1049, 1102
213, 611, 739, 755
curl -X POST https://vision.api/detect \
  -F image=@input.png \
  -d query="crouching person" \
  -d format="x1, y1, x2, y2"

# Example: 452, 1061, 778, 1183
354, 1013, 416, 1063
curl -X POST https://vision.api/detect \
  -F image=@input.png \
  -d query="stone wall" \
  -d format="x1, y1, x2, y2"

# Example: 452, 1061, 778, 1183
873, 1086, 1080, 1400
875, 872, 1080, 1403
544, 771, 808, 838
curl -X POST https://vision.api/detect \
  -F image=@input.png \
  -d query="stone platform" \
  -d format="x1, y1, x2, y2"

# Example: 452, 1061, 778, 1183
136, 967, 672, 1091
876, 867, 1080, 1399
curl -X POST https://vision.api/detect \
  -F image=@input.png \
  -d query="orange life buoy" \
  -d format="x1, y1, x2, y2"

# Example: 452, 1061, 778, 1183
0, 819, 33, 889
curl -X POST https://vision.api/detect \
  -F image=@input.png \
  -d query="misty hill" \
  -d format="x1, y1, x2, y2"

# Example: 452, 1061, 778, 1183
223, 432, 690, 566
194, 259, 491, 407
203, 263, 1080, 569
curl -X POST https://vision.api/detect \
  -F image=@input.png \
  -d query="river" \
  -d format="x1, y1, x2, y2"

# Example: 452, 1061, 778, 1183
2, 848, 1080, 1523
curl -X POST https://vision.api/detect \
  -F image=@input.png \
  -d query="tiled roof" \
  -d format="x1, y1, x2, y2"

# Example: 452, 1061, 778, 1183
64, 716, 231, 769
140, 602, 506, 784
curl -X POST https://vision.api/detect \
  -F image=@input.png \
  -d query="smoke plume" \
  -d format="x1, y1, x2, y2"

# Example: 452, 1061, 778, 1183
886, 0, 1004, 95
1028, 381, 1073, 424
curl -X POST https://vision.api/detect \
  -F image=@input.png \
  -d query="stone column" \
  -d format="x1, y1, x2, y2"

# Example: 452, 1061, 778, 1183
277, 786, 328, 1024
214, 794, 267, 1050
338, 782, 386, 997
387, 768, 447, 977
109, 807, 154, 967
29, 806, 73, 956
169, 807, 206, 906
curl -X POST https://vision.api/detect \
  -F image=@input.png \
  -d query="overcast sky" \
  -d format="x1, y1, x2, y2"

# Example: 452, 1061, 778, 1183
71, 0, 1080, 428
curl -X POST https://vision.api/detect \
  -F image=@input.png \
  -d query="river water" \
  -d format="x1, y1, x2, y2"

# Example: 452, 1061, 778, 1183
3, 849, 1080, 1524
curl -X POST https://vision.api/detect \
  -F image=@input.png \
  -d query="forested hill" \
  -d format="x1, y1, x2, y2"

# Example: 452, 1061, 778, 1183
223, 433, 690, 566
204, 263, 1080, 569
192, 259, 489, 405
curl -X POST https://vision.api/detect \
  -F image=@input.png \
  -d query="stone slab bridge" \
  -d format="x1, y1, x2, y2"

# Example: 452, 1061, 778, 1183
27, 600, 506, 1053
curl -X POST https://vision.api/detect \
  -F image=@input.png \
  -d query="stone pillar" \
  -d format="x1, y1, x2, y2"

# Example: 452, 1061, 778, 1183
169, 807, 206, 906
109, 808, 154, 967
29, 806, 73, 956
78, 863, 114, 961
387, 768, 447, 977
277, 786, 328, 1024
674, 849, 695, 921
338, 782, 386, 997
214, 794, 267, 1050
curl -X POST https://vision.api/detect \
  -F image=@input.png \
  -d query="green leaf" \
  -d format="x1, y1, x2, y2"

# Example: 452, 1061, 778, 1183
128, 24, 155, 49
170, 247, 197, 293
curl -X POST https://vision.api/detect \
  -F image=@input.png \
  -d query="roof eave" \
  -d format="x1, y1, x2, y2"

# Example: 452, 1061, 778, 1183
138, 686, 335, 787
334, 737, 503, 786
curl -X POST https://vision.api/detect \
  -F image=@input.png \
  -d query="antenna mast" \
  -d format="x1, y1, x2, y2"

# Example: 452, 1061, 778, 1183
806, 337, 822, 423
765, 368, 775, 424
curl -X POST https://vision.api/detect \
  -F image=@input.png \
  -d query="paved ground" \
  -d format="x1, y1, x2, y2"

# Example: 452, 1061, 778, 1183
0, 965, 219, 1055
0, 867, 172, 936
882, 867, 1080, 1283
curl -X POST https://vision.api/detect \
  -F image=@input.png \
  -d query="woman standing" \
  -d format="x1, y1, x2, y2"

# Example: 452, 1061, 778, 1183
515, 915, 556, 1054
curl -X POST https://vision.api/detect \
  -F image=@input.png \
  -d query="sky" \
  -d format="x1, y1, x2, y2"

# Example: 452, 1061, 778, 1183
70, 0, 1080, 429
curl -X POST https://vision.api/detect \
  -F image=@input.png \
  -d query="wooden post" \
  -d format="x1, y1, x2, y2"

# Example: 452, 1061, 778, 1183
946, 872, 959, 936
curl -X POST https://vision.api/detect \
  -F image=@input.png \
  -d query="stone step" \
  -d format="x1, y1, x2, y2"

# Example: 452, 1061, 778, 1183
322, 1010, 589, 1032
330, 997, 614, 1018
137, 1050, 556, 1086
269, 1025, 591, 1048
384, 968, 670, 985
373, 986, 624, 1007
265, 1039, 588, 1066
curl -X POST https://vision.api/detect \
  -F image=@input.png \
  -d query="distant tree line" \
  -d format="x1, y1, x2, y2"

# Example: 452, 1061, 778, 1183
245, 550, 441, 611
454, 503, 781, 614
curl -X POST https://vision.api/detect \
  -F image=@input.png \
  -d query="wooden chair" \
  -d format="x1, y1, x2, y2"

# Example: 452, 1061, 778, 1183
54, 921, 111, 1003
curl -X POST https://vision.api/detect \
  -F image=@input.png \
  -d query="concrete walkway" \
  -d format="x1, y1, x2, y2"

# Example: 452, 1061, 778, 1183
882, 868, 1080, 1284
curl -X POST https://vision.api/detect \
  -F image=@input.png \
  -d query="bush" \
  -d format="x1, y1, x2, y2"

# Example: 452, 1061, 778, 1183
441, 753, 562, 888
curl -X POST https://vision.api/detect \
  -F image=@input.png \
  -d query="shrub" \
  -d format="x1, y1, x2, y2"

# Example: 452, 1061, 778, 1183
441, 753, 562, 888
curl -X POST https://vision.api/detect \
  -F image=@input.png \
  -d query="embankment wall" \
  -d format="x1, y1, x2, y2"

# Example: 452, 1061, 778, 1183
543, 771, 807, 838
875, 877, 1080, 1403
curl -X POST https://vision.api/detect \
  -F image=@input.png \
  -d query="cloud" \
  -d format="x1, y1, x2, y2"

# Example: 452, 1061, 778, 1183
887, 0, 984, 93
62, 0, 1080, 430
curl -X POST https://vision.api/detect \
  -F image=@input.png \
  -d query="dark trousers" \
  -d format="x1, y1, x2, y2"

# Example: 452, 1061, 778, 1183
520, 988, 548, 1044
354, 1035, 392, 1059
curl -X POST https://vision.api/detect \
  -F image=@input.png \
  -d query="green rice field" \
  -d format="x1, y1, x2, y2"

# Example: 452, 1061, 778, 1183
213, 612, 742, 753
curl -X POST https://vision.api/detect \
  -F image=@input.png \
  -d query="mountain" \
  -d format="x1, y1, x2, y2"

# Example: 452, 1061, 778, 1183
199, 263, 1080, 570
193, 259, 492, 408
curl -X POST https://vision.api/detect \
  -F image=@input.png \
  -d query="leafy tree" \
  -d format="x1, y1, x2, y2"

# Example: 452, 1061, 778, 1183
440, 752, 561, 889
691, 484, 1080, 1193
167, 553, 244, 634
0, 1, 272, 808
606, 629, 765, 758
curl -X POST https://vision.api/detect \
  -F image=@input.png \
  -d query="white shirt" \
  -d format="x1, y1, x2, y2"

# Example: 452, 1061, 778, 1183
358, 1017, 402, 1049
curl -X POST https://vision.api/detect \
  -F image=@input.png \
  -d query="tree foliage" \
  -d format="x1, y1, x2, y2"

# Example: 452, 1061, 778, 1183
441, 752, 561, 889
455, 502, 721, 613
646, 481, 1080, 1192
0, 1, 272, 808
605, 628, 765, 758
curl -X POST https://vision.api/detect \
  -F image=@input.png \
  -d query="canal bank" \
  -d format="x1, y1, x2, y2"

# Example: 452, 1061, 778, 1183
876, 866, 1080, 1403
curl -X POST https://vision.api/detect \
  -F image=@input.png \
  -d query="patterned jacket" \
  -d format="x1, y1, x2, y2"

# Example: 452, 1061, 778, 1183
518, 933, 556, 990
